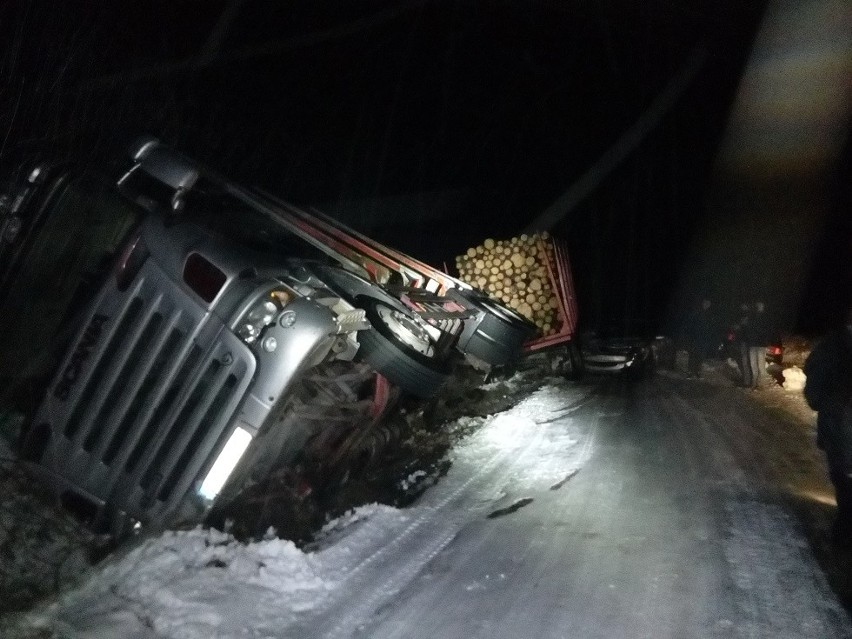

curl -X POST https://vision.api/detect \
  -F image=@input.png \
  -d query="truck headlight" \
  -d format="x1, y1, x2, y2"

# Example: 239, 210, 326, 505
237, 288, 292, 344
198, 426, 253, 501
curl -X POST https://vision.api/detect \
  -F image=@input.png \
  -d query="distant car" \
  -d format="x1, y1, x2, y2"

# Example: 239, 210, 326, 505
581, 334, 653, 377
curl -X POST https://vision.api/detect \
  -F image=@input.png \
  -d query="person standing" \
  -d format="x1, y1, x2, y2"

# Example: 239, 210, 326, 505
734, 303, 753, 387
804, 306, 852, 548
685, 298, 713, 378
747, 300, 772, 388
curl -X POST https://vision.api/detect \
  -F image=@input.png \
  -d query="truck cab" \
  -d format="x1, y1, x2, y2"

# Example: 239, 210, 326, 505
0, 138, 537, 535
1, 150, 383, 533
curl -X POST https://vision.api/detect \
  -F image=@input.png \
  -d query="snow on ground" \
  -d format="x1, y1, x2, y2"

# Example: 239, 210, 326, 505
4, 358, 849, 639
782, 366, 807, 391
3, 382, 587, 639
662, 351, 817, 429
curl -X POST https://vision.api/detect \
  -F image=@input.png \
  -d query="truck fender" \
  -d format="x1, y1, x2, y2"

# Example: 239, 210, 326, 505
238, 297, 339, 424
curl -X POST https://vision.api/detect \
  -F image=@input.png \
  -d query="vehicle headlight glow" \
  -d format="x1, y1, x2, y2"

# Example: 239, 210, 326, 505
199, 426, 253, 501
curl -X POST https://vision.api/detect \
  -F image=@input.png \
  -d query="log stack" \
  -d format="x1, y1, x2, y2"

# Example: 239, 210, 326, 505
455, 232, 564, 337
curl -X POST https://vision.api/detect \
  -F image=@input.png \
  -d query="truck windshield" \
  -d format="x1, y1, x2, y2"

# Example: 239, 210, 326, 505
120, 168, 330, 262
184, 189, 327, 261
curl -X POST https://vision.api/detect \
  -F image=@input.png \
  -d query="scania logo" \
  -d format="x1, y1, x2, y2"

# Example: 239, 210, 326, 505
54, 314, 109, 401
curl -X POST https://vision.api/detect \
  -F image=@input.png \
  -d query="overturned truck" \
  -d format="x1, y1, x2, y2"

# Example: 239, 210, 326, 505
0, 139, 558, 536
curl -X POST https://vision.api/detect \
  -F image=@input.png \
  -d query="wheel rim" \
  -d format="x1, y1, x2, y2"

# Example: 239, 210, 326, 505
376, 305, 436, 358
480, 298, 533, 327
463, 290, 536, 330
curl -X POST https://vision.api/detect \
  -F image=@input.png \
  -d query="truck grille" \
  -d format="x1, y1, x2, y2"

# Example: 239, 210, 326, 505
35, 264, 255, 528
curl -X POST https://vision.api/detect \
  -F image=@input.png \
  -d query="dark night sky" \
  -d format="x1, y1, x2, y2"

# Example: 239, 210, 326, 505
1, 1, 847, 334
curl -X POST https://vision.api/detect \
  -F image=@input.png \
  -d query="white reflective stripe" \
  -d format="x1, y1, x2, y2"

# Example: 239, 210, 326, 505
198, 427, 252, 500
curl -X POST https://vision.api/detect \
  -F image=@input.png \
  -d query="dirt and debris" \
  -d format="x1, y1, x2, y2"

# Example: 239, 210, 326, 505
486, 497, 535, 519
207, 364, 548, 543
0, 364, 547, 618
0, 456, 107, 617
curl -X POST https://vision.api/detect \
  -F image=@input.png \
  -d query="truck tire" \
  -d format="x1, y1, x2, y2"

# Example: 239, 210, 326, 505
565, 340, 584, 380
456, 292, 538, 366
355, 298, 451, 398
475, 295, 535, 332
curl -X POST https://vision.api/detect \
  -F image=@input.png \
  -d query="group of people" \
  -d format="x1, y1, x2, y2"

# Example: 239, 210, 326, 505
682, 298, 773, 387
731, 300, 774, 388
684, 297, 852, 549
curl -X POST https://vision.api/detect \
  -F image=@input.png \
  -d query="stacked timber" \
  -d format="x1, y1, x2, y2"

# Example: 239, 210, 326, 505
455, 232, 563, 337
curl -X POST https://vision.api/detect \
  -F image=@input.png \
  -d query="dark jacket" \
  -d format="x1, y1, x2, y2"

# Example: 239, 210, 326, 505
748, 310, 775, 346
684, 307, 714, 351
804, 326, 852, 472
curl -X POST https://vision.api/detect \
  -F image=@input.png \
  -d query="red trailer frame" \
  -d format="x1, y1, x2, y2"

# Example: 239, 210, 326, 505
523, 237, 579, 351
254, 190, 579, 352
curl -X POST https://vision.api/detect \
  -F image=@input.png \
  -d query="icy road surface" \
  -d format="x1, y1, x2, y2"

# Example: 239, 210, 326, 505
6, 376, 851, 638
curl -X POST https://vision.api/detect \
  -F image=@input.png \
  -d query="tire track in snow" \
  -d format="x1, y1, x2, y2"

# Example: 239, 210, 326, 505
318, 409, 551, 637
300, 384, 586, 639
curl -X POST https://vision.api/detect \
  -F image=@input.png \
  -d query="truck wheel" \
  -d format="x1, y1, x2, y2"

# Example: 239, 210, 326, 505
457, 292, 538, 366
355, 298, 451, 398
475, 295, 535, 331
566, 340, 584, 380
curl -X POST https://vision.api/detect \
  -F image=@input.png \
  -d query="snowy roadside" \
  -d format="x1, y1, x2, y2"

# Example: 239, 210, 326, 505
3, 347, 840, 638
2, 380, 586, 639
663, 348, 817, 434
0, 367, 555, 626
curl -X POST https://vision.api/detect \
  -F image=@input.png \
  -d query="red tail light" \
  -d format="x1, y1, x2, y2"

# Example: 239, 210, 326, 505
768, 346, 783, 356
